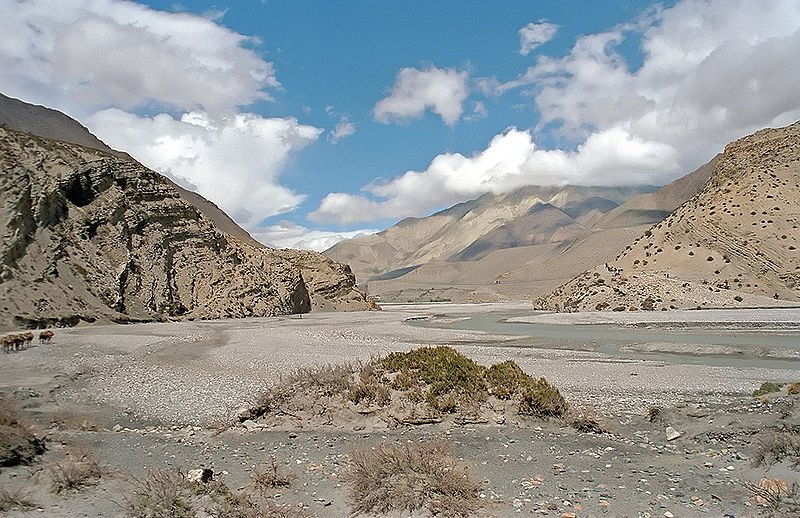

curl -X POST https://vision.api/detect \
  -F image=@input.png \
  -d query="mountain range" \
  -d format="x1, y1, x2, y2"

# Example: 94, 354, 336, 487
327, 121, 799, 310
325, 163, 716, 303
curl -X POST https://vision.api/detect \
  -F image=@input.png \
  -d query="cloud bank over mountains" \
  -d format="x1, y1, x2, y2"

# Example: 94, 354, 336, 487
2, 0, 799, 248
313, 0, 800, 226
0, 0, 319, 235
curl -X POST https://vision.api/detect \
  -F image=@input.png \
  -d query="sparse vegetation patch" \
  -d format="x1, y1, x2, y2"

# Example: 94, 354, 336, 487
347, 441, 481, 518
751, 429, 800, 468
246, 346, 568, 426
753, 382, 785, 397
125, 468, 311, 518
0, 487, 34, 512
0, 395, 46, 466
49, 449, 103, 494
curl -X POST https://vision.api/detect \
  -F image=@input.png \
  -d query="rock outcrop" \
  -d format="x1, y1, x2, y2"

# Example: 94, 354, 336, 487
0, 127, 372, 330
535, 122, 800, 311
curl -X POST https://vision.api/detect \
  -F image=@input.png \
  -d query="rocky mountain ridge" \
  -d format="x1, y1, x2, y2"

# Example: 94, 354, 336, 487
535, 121, 800, 311
0, 126, 373, 330
325, 185, 652, 286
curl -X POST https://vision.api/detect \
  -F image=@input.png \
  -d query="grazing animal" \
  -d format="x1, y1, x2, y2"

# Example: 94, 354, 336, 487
39, 330, 54, 344
23, 332, 33, 348
2, 335, 12, 353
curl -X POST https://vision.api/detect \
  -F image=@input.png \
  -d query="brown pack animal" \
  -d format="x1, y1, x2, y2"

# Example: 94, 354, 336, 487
39, 330, 54, 344
2, 334, 24, 352
1, 335, 12, 353
22, 332, 33, 348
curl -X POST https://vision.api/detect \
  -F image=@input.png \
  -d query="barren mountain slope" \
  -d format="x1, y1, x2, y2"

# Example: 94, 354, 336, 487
0, 93, 261, 247
453, 203, 588, 261
0, 128, 371, 330
325, 185, 648, 284
536, 122, 800, 311
363, 160, 720, 303
594, 156, 718, 230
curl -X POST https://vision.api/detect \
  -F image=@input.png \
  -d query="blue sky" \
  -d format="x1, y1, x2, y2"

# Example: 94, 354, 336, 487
2, 0, 799, 249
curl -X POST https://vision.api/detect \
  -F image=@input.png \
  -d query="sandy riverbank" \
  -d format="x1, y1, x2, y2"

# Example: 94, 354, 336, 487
2, 304, 799, 516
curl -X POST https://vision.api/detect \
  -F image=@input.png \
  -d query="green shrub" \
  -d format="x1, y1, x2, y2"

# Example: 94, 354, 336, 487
379, 346, 486, 398
485, 361, 530, 400
248, 346, 568, 422
753, 382, 784, 397
519, 378, 568, 418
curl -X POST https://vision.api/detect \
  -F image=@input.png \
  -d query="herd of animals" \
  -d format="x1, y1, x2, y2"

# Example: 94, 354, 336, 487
1, 330, 54, 353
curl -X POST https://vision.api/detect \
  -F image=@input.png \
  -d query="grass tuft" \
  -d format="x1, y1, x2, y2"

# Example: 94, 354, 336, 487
347, 441, 481, 518
745, 479, 800, 516
0, 487, 34, 512
49, 449, 103, 493
125, 469, 194, 518
125, 467, 312, 518
251, 457, 295, 493
751, 429, 800, 468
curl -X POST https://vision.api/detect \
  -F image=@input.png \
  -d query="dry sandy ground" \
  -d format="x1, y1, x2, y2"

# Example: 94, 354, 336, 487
1, 303, 799, 517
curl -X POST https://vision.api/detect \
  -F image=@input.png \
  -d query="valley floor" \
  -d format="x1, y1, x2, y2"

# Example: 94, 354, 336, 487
1, 303, 799, 517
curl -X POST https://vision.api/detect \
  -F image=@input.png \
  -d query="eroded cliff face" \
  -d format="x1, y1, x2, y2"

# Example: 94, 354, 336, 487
0, 128, 371, 330
274, 249, 380, 312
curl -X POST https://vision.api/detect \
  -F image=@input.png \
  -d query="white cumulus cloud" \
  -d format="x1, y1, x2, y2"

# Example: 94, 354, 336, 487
89, 109, 321, 227
313, 0, 800, 226
519, 21, 559, 55
501, 0, 800, 162
373, 66, 470, 126
310, 126, 679, 225
0, 0, 277, 115
329, 117, 357, 143
0, 0, 328, 244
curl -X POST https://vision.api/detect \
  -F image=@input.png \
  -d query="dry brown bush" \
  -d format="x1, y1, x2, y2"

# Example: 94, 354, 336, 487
50, 408, 100, 431
125, 468, 311, 518
206, 489, 312, 518
125, 469, 194, 518
251, 457, 295, 493
49, 448, 103, 493
751, 429, 800, 468
347, 441, 481, 517
0, 395, 46, 466
567, 406, 606, 433
0, 487, 34, 512
647, 405, 663, 422
745, 479, 800, 516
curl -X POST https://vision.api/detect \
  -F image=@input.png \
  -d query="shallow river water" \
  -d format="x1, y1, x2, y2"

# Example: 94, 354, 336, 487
408, 306, 800, 370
